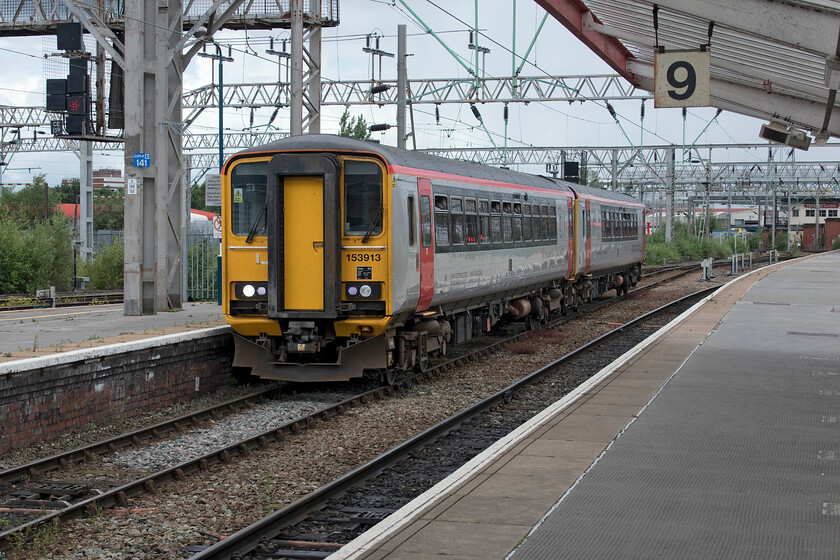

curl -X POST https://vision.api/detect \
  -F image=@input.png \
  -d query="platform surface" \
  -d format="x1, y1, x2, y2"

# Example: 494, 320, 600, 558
0, 302, 226, 362
333, 252, 840, 560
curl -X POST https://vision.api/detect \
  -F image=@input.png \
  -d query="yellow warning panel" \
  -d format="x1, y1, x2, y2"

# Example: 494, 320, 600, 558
283, 176, 324, 310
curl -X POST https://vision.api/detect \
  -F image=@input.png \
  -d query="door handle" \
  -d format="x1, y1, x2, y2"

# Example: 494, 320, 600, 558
313, 241, 324, 249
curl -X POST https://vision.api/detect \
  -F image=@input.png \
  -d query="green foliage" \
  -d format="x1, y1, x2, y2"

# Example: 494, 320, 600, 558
54, 177, 79, 204
338, 109, 372, 140
0, 175, 61, 226
93, 188, 124, 230
772, 233, 789, 252
0, 209, 74, 293
644, 221, 734, 265
78, 241, 124, 290
744, 232, 763, 251
832, 236, 840, 251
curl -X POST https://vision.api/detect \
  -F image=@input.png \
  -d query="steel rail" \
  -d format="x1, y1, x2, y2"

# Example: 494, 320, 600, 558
0, 265, 737, 552
0, 385, 281, 486
187, 286, 719, 559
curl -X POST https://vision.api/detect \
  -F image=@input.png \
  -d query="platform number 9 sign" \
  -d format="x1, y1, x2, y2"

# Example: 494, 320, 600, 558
654, 49, 710, 108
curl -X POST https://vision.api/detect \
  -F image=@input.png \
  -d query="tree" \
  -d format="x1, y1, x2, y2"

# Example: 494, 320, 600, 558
0, 208, 74, 293
93, 188, 124, 230
54, 178, 79, 204
338, 109, 371, 140
0, 175, 60, 226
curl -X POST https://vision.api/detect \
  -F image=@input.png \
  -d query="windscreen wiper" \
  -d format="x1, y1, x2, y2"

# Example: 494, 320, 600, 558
361, 206, 383, 244
245, 204, 267, 244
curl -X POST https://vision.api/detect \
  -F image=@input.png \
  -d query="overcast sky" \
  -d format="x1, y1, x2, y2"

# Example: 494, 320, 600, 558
1, 0, 839, 188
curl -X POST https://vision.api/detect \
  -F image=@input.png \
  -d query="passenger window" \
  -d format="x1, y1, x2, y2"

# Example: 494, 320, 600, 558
490, 201, 502, 243
344, 160, 383, 237
549, 205, 557, 240
434, 195, 449, 246
479, 200, 490, 244
512, 203, 522, 242
465, 199, 478, 244
502, 202, 513, 243
540, 205, 550, 239
451, 197, 464, 245
522, 204, 532, 241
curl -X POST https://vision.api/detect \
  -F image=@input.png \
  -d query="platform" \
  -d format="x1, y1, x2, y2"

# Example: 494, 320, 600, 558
0, 302, 226, 362
332, 251, 840, 560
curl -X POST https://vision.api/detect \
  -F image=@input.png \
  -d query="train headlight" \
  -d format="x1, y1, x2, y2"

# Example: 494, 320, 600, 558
234, 282, 268, 300
344, 282, 381, 299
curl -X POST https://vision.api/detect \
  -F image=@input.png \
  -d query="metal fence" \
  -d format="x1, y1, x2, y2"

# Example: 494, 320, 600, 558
187, 231, 219, 302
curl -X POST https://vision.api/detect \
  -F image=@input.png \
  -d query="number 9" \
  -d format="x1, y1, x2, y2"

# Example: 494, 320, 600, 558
667, 61, 696, 101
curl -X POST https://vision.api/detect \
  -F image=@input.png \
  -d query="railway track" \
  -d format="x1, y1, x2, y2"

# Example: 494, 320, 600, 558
0, 263, 744, 557
186, 288, 717, 559
0, 291, 123, 311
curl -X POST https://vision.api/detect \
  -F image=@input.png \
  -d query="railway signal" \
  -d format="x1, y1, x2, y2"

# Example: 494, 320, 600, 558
45, 23, 91, 137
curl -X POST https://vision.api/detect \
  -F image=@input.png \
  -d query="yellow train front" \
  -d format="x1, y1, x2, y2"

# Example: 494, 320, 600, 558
222, 136, 401, 382
222, 134, 645, 383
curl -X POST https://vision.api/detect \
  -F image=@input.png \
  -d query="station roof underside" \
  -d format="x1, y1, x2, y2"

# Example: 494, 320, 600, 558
536, 0, 840, 141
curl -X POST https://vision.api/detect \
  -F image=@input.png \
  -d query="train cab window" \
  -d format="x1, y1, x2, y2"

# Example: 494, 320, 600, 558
522, 204, 532, 241
420, 195, 432, 247
450, 197, 464, 245
479, 200, 490, 244
502, 202, 513, 243
465, 199, 479, 244
490, 201, 502, 243
407, 195, 416, 248
512, 203, 523, 242
434, 195, 449, 246
344, 160, 383, 237
230, 161, 268, 237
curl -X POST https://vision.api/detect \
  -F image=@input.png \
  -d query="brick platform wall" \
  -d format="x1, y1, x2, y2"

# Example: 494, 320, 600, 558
0, 330, 234, 453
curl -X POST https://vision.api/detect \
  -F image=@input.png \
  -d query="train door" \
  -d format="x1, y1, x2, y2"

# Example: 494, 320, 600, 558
282, 177, 324, 309
583, 199, 592, 275
565, 197, 574, 279
416, 177, 434, 312
266, 153, 341, 319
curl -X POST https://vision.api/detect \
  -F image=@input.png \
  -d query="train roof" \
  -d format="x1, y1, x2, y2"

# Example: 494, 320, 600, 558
231, 134, 641, 205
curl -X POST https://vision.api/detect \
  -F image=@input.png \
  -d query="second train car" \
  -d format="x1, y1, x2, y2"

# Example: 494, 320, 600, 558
221, 135, 645, 383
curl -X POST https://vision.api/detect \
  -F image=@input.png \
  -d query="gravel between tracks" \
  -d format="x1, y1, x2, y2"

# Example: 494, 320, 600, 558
7, 272, 725, 560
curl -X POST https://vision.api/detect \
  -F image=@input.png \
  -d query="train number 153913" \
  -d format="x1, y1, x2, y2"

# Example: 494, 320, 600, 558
346, 253, 381, 262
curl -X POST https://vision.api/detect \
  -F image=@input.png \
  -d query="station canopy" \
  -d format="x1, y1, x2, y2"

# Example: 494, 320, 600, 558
536, 0, 840, 146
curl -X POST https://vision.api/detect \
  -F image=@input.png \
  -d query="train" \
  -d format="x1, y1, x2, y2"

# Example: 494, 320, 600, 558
220, 134, 645, 383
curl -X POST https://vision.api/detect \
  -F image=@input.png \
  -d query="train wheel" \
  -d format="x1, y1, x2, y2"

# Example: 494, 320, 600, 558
383, 368, 397, 386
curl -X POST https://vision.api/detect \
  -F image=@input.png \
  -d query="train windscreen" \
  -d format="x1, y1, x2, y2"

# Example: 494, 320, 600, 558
343, 160, 383, 237
231, 161, 268, 237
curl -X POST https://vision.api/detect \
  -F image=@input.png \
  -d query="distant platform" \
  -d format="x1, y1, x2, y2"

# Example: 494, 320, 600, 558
0, 302, 226, 362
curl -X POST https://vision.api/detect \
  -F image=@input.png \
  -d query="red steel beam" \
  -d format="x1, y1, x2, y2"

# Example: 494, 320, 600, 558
534, 0, 639, 86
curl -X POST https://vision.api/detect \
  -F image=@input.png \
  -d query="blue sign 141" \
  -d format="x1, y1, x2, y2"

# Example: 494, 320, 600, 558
133, 153, 151, 167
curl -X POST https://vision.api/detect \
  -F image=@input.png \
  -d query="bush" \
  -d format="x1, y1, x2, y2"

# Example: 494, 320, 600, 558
832, 237, 840, 251
79, 241, 124, 290
0, 211, 74, 293
644, 221, 733, 265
